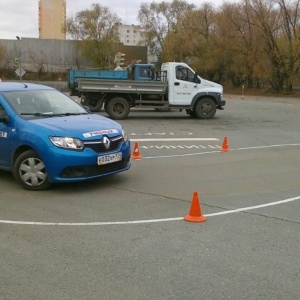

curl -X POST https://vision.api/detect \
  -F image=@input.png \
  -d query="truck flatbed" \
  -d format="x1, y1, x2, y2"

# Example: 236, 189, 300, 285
77, 78, 167, 94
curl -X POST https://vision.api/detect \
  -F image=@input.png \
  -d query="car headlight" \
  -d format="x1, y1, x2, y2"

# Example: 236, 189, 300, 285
49, 136, 84, 150
122, 128, 128, 142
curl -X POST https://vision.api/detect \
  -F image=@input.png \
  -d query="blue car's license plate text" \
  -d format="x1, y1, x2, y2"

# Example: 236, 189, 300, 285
97, 152, 122, 165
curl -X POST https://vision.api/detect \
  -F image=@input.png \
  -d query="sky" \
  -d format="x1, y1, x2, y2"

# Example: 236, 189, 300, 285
0, 0, 229, 40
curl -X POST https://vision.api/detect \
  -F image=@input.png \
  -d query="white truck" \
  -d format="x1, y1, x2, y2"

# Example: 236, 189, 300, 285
74, 62, 226, 120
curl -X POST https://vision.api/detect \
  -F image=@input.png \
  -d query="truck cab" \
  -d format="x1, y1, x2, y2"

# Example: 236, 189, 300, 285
131, 64, 155, 81
161, 62, 225, 118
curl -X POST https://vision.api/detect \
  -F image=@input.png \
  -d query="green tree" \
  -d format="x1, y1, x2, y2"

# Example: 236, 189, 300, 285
65, 4, 121, 68
138, 0, 195, 64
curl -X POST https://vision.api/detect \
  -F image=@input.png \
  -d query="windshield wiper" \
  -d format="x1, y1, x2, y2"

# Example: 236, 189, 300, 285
51, 112, 88, 116
20, 112, 54, 117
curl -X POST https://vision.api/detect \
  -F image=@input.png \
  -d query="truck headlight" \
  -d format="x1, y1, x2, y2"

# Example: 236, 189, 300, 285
49, 136, 84, 150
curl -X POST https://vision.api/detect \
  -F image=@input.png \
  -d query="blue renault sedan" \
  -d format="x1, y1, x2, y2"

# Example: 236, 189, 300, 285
0, 82, 131, 190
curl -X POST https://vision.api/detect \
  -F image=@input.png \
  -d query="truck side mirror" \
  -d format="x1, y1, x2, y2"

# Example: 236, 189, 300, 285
194, 72, 200, 84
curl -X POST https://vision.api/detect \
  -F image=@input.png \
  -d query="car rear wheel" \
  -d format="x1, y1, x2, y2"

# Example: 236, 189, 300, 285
13, 150, 52, 191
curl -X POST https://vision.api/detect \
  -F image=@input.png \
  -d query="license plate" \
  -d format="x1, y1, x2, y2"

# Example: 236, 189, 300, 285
97, 152, 122, 165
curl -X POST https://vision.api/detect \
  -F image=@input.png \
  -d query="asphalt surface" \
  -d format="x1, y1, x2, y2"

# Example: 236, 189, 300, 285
0, 94, 300, 300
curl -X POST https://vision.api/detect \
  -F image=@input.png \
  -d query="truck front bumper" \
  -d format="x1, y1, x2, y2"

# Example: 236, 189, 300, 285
217, 97, 226, 109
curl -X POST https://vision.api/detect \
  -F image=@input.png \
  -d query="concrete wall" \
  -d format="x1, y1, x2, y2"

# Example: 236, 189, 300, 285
0, 38, 148, 73
0, 38, 84, 72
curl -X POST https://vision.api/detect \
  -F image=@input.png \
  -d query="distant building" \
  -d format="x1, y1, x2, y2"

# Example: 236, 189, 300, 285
39, 0, 66, 39
117, 24, 142, 46
116, 24, 157, 63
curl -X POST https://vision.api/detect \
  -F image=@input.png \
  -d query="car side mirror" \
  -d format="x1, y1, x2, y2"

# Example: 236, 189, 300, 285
0, 113, 10, 124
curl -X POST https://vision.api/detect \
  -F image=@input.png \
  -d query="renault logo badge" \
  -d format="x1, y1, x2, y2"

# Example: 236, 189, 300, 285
103, 136, 111, 149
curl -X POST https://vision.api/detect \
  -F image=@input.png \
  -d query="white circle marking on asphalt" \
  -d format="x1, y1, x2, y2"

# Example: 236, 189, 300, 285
1, 143, 299, 226
1, 196, 299, 226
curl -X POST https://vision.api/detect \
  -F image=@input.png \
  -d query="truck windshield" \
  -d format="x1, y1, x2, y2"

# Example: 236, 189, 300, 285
139, 66, 154, 79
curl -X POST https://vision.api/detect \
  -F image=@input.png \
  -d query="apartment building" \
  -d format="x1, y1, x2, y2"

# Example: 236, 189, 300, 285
39, 0, 66, 39
117, 24, 142, 46
117, 24, 156, 63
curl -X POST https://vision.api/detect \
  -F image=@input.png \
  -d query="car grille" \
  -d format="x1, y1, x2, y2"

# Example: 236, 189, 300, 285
59, 157, 130, 178
83, 135, 123, 153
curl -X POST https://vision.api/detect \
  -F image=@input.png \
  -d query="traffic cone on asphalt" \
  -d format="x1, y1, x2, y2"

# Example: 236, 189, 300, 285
184, 192, 207, 223
131, 142, 142, 159
221, 136, 230, 152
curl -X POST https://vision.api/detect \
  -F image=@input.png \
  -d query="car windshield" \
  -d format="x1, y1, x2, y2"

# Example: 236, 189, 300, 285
3, 89, 88, 118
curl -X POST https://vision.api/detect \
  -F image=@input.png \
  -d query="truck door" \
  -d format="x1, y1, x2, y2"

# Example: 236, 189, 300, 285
169, 65, 198, 105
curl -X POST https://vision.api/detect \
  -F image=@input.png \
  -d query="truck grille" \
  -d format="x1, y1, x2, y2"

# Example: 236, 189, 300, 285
83, 136, 123, 153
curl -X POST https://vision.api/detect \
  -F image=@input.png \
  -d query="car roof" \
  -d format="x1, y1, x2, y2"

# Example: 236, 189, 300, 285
0, 82, 55, 92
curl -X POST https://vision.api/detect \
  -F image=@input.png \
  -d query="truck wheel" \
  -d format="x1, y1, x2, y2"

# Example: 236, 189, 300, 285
106, 97, 130, 120
81, 94, 103, 112
13, 150, 52, 191
194, 98, 216, 119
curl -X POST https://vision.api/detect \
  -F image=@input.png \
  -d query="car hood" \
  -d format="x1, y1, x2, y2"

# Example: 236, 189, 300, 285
30, 114, 122, 139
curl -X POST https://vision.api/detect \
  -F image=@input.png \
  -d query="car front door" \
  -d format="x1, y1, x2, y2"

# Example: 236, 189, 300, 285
0, 104, 10, 168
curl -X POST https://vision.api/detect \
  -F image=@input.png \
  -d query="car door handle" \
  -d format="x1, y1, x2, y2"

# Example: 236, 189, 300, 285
174, 82, 180, 86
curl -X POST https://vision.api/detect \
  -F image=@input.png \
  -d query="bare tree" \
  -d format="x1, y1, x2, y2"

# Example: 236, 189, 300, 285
218, 2, 266, 87
247, 0, 300, 91
0, 43, 7, 66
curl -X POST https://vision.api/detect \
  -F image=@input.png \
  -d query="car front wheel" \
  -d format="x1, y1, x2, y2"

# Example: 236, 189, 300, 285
13, 150, 52, 191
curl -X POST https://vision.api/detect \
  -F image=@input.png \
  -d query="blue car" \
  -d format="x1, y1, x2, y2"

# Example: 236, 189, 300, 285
0, 82, 131, 190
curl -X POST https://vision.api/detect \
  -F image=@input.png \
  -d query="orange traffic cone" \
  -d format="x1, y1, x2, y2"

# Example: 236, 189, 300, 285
184, 192, 207, 223
221, 136, 230, 152
131, 142, 142, 159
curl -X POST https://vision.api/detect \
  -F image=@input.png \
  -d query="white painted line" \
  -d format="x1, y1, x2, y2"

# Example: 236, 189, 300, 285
140, 143, 300, 159
1, 195, 299, 226
130, 138, 219, 142
206, 195, 300, 216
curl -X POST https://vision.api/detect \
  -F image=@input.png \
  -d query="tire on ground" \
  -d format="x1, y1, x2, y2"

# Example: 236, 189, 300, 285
106, 97, 130, 120
13, 150, 52, 191
194, 98, 217, 119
